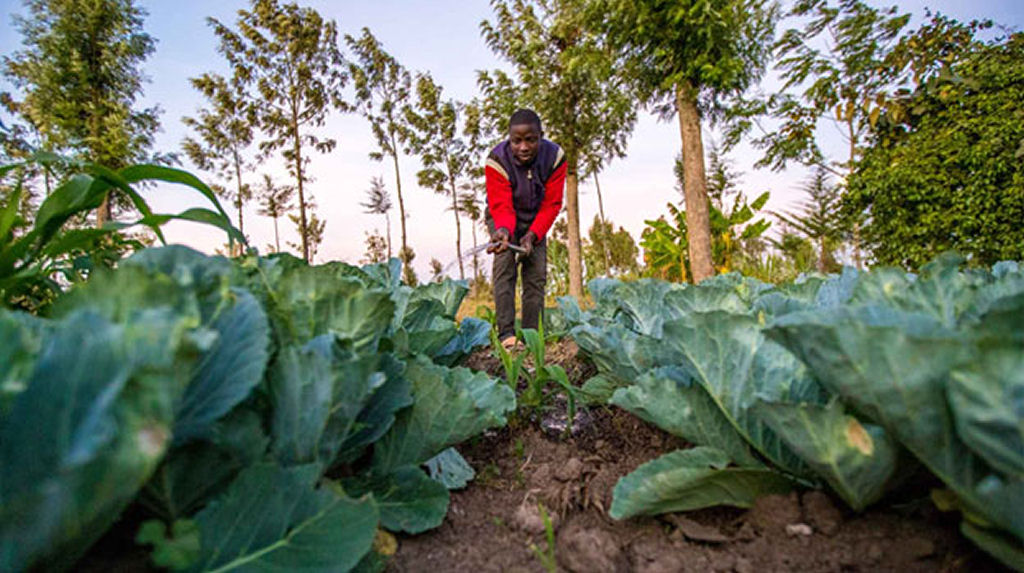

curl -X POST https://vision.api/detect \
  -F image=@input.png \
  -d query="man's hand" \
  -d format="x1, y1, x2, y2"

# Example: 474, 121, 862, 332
520, 231, 537, 256
487, 228, 511, 253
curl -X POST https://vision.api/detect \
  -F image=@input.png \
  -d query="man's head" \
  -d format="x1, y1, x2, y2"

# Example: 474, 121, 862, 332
508, 108, 542, 165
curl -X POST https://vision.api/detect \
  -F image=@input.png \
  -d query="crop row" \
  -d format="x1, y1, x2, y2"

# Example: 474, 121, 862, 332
0, 246, 509, 572
560, 253, 1023, 570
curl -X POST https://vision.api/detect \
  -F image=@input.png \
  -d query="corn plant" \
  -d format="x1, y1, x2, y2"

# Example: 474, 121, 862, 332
1, 154, 243, 311
519, 323, 577, 435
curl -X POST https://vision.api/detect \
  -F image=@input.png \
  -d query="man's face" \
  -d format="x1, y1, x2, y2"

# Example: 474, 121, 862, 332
509, 123, 541, 164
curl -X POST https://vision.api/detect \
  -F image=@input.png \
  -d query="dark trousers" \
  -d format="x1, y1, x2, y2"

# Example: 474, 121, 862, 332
493, 239, 547, 340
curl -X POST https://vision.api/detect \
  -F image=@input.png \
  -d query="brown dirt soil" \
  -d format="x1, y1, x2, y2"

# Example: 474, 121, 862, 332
389, 341, 1008, 573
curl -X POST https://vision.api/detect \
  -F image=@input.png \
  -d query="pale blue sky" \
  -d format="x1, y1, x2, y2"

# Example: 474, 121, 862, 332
2, 0, 1022, 276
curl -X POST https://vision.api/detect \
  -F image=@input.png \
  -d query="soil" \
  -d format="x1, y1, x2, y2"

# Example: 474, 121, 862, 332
390, 340, 1008, 573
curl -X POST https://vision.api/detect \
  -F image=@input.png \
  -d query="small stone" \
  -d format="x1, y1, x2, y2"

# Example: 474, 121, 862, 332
555, 457, 585, 482
710, 553, 736, 572
905, 537, 935, 559
746, 493, 802, 533
557, 522, 622, 572
734, 522, 757, 541
734, 557, 754, 573
785, 523, 813, 537
801, 490, 843, 536
667, 515, 730, 543
512, 503, 557, 535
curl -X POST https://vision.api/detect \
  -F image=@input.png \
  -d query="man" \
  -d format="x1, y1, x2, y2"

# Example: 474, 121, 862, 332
485, 109, 566, 349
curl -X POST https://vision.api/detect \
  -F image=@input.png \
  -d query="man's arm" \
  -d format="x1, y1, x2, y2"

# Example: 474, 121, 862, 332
485, 155, 516, 236
528, 159, 567, 240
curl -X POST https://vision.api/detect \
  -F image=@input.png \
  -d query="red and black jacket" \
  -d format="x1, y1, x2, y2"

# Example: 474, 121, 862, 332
484, 139, 566, 241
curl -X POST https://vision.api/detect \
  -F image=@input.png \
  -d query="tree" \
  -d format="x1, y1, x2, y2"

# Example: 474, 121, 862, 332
255, 174, 293, 253
361, 175, 392, 258
750, 0, 917, 267
346, 28, 415, 275
597, 0, 777, 282
210, 0, 347, 263
429, 258, 444, 282
773, 166, 844, 272
183, 72, 255, 240
546, 218, 571, 296
481, 0, 638, 299
584, 215, 639, 280
288, 205, 326, 263
756, 0, 909, 175
457, 189, 485, 282
461, 96, 514, 282
845, 31, 1024, 268
405, 73, 470, 279
643, 149, 771, 280
3, 0, 165, 226
361, 230, 387, 264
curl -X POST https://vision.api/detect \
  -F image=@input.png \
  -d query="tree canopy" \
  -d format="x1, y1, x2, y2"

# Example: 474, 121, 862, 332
846, 31, 1024, 268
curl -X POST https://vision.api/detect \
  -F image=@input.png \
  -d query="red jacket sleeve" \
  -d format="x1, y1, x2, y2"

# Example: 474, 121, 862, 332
485, 160, 515, 236
529, 161, 566, 240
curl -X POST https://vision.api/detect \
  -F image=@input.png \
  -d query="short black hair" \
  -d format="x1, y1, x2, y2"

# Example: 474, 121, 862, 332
509, 108, 542, 132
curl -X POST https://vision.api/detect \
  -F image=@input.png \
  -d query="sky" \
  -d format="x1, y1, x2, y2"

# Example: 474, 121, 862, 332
2, 0, 1022, 278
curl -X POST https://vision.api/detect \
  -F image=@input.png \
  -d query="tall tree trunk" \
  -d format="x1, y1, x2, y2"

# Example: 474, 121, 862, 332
390, 131, 409, 270
273, 215, 280, 253
385, 213, 392, 259
594, 172, 612, 275
449, 178, 464, 280
291, 114, 310, 263
846, 115, 863, 270
470, 214, 479, 284
566, 155, 583, 299
233, 148, 246, 238
675, 80, 713, 283
91, 90, 112, 228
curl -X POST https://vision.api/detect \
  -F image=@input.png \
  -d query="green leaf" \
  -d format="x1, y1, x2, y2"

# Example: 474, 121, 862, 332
344, 466, 450, 534
610, 447, 799, 519
0, 311, 44, 415
661, 312, 822, 477
269, 336, 386, 467
190, 463, 378, 573
138, 208, 245, 245
136, 519, 200, 571
767, 306, 1021, 536
175, 289, 269, 443
33, 173, 106, 236
433, 317, 491, 366
423, 447, 476, 490
406, 279, 468, 319
140, 406, 269, 523
0, 309, 195, 571
611, 367, 761, 468
0, 183, 23, 241
948, 337, 1024, 477
335, 353, 412, 465
578, 374, 619, 405
960, 521, 1024, 571
269, 266, 395, 349
372, 356, 515, 473
119, 164, 233, 225
752, 400, 899, 510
